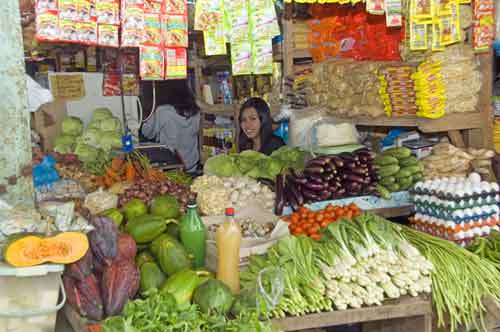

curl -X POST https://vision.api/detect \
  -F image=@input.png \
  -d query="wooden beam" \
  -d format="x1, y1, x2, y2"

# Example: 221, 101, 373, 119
448, 130, 466, 148
477, 51, 494, 149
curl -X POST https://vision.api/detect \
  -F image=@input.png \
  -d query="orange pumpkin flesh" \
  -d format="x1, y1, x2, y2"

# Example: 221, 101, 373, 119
5, 232, 89, 267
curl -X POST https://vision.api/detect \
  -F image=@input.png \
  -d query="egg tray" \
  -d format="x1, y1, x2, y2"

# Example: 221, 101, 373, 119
413, 208, 498, 223
412, 215, 498, 230
410, 221, 498, 246
411, 194, 500, 210
409, 188, 500, 202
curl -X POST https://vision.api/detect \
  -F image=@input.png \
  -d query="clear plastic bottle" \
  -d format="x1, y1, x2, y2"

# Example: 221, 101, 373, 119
216, 207, 241, 294
179, 200, 206, 268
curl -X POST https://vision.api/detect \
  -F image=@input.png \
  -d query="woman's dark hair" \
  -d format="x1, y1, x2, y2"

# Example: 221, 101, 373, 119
238, 97, 274, 152
140, 80, 200, 118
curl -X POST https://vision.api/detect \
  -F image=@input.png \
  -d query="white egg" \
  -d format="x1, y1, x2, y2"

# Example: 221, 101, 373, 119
468, 172, 481, 184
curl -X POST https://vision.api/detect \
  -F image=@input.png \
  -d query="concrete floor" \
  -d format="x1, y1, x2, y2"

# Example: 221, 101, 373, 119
55, 312, 73, 332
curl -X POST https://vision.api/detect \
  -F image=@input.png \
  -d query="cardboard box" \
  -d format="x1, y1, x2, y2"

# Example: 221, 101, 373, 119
31, 100, 67, 152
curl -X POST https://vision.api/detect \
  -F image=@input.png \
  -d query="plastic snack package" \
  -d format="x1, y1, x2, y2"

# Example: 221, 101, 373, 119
194, 0, 222, 30
163, 14, 188, 47
144, 12, 162, 46
203, 24, 227, 55
411, 0, 432, 20
59, 19, 79, 42
37, 0, 58, 12
249, 0, 280, 38
98, 24, 119, 46
410, 20, 428, 50
165, 48, 187, 79
231, 41, 252, 76
140, 46, 165, 80
59, 0, 78, 20
227, 0, 250, 42
431, 21, 445, 50
77, 0, 93, 21
96, 0, 120, 25
36, 11, 59, 41
78, 21, 98, 44
164, 0, 187, 15
144, 0, 163, 13
252, 38, 273, 75
122, 5, 144, 29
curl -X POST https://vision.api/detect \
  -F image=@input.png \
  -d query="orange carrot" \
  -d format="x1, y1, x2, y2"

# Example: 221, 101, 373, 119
110, 158, 124, 171
125, 161, 136, 182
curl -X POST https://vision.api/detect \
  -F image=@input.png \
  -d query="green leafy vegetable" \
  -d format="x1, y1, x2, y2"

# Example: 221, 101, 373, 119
61, 116, 83, 136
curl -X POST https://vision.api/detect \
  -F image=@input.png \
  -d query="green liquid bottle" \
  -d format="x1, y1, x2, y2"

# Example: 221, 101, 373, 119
179, 200, 206, 268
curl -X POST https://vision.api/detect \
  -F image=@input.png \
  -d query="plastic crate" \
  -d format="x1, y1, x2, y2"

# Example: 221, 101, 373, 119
0, 263, 65, 332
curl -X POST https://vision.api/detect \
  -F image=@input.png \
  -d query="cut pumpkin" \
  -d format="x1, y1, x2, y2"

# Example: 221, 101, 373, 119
4, 232, 89, 267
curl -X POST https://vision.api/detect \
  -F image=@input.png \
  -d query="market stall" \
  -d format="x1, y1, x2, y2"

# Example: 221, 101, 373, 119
2, 0, 500, 331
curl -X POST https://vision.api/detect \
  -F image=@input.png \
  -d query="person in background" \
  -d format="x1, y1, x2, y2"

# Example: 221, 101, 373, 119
238, 97, 285, 156
140, 80, 201, 174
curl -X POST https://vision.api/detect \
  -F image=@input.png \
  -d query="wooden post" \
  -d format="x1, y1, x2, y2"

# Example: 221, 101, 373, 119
0, 0, 35, 207
472, 51, 494, 149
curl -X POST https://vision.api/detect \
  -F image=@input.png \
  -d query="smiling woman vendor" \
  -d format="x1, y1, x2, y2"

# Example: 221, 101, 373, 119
238, 97, 285, 156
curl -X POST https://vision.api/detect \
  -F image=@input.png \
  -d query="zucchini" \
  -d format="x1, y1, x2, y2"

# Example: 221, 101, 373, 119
395, 168, 414, 179
374, 155, 399, 166
377, 165, 400, 177
401, 165, 423, 175
397, 176, 413, 189
380, 176, 396, 186
377, 185, 392, 200
387, 182, 400, 192
399, 156, 418, 167
413, 172, 425, 183
383, 147, 412, 159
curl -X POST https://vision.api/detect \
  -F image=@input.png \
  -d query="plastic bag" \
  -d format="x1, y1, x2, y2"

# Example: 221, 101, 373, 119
38, 201, 94, 234
288, 107, 326, 149
83, 188, 118, 215
35, 179, 86, 203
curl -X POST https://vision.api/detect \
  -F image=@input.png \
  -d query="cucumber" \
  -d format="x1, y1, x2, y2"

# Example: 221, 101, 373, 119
374, 155, 399, 166
413, 172, 425, 183
398, 176, 413, 189
402, 165, 424, 175
399, 156, 419, 167
377, 184, 392, 200
377, 165, 400, 177
383, 147, 412, 159
387, 182, 400, 192
380, 176, 396, 186
395, 168, 414, 179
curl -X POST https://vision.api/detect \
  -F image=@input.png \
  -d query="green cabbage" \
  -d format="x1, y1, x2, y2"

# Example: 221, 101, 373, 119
101, 117, 122, 132
204, 155, 241, 177
61, 116, 83, 136
92, 107, 113, 122
87, 120, 101, 130
81, 129, 101, 147
74, 143, 99, 163
100, 131, 122, 150
55, 134, 76, 147
54, 143, 74, 154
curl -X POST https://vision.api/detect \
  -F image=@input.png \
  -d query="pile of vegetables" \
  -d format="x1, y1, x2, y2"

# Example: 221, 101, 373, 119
165, 170, 193, 186
276, 149, 378, 215
285, 204, 361, 240
55, 153, 102, 192
375, 147, 424, 199
192, 175, 275, 215
204, 146, 307, 180
241, 213, 433, 318
466, 231, 500, 270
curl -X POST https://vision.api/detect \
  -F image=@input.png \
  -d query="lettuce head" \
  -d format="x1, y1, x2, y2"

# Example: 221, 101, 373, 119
204, 155, 241, 177
92, 108, 113, 122
74, 143, 99, 163
61, 116, 83, 136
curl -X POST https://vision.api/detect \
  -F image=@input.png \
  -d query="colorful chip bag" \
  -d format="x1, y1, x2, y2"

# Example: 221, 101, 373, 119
59, 0, 78, 20
36, 11, 59, 41
144, 0, 163, 13
165, 48, 187, 79
140, 46, 164, 80
78, 21, 98, 44
96, 0, 119, 25
37, 0, 58, 12
252, 38, 273, 74
163, 15, 188, 47
77, 0, 93, 21
203, 25, 227, 55
59, 19, 79, 42
165, 0, 187, 15
98, 24, 119, 47
231, 41, 252, 76
144, 13, 162, 46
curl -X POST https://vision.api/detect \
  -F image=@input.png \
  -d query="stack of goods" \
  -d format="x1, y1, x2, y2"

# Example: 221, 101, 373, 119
63, 217, 140, 321
411, 173, 500, 246
375, 147, 424, 198
307, 60, 385, 117
204, 146, 307, 180
285, 70, 311, 110
276, 149, 378, 215
412, 60, 446, 119
241, 213, 433, 317
430, 45, 481, 114
307, 5, 403, 62
421, 142, 495, 180
191, 175, 275, 215
194, 0, 279, 75
378, 65, 418, 117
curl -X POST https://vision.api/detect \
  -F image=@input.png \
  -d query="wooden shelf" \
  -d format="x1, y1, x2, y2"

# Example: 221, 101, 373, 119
199, 102, 236, 117
273, 295, 432, 332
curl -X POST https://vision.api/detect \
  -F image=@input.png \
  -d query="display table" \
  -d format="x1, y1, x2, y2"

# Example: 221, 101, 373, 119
272, 295, 433, 332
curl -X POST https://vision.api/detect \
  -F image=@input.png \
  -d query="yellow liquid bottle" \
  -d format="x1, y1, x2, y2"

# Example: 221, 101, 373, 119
216, 207, 241, 294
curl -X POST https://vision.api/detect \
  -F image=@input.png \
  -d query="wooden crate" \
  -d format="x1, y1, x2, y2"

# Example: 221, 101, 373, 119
272, 295, 433, 332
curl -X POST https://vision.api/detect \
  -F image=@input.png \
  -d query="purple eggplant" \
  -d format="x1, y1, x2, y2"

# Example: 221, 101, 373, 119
285, 185, 299, 211
322, 173, 335, 181
320, 190, 332, 200
302, 188, 321, 201
307, 173, 325, 183
304, 166, 325, 174
307, 157, 330, 167
346, 174, 365, 183
304, 181, 325, 191
290, 183, 305, 206
330, 156, 345, 168
275, 174, 286, 215
288, 174, 307, 185
291, 168, 306, 179
350, 167, 369, 176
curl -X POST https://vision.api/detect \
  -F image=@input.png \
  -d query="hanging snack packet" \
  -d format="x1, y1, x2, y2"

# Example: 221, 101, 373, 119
37, 0, 58, 12
366, 0, 385, 15
164, 0, 187, 15
431, 21, 445, 50
249, 0, 280, 38
122, 6, 144, 46
194, 0, 223, 31
96, 0, 119, 25
59, 0, 78, 20
122, 0, 144, 6
227, 0, 250, 42
165, 48, 187, 79
203, 24, 227, 55
140, 46, 165, 80
252, 38, 273, 75
144, 13, 162, 46
98, 24, 119, 46
411, 0, 432, 21
384, 0, 403, 27
144, 0, 163, 13
122, 74, 140, 95
36, 11, 59, 41
163, 15, 188, 47
59, 19, 79, 42
410, 20, 428, 50
78, 21, 98, 44
231, 41, 252, 76
77, 0, 93, 21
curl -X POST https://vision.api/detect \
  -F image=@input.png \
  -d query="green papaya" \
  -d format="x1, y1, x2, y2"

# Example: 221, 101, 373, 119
126, 215, 167, 244
136, 250, 155, 268
140, 262, 166, 295
166, 223, 180, 240
161, 269, 210, 306
155, 236, 192, 275
150, 233, 178, 257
